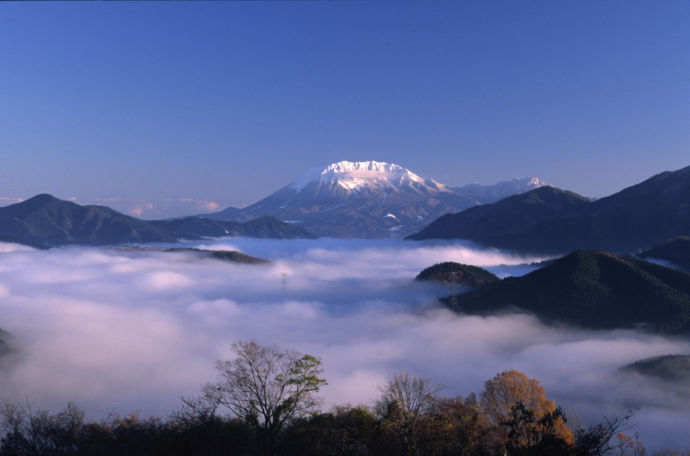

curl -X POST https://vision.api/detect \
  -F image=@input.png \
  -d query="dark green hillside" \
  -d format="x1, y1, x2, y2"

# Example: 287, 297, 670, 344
167, 248, 268, 264
640, 236, 690, 270
415, 262, 499, 287
621, 354, 690, 382
150, 216, 314, 239
234, 216, 316, 239
149, 217, 238, 238
407, 186, 592, 253
0, 195, 315, 248
409, 165, 690, 254
444, 251, 690, 334
0, 194, 176, 247
115, 246, 269, 264
584, 166, 690, 251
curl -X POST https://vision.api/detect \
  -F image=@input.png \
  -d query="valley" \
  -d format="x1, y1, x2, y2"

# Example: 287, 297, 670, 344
2, 163, 690, 452
3, 0, 688, 452
1, 236, 690, 450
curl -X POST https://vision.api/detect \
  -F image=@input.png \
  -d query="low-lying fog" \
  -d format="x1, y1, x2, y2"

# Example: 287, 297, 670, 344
0, 238, 689, 449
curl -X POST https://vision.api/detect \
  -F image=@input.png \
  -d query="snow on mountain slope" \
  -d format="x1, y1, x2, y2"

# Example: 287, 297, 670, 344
203, 161, 547, 238
287, 161, 449, 194
453, 177, 548, 204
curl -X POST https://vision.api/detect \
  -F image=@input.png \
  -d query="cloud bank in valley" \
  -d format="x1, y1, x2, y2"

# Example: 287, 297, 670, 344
0, 239, 688, 449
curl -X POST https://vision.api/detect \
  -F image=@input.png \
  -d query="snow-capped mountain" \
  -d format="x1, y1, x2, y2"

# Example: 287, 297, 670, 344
452, 177, 548, 204
203, 161, 474, 237
202, 161, 546, 238
287, 161, 449, 195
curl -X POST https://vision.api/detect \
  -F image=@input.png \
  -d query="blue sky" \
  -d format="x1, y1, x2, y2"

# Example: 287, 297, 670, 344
0, 0, 688, 216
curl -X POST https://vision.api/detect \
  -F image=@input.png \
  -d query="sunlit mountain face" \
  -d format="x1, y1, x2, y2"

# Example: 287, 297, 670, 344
202, 160, 544, 238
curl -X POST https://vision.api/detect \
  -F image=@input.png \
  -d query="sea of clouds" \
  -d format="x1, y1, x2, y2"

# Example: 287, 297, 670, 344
0, 238, 688, 449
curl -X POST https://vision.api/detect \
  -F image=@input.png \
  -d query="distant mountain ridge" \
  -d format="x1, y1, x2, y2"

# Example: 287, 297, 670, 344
201, 160, 547, 238
640, 236, 690, 270
452, 177, 548, 204
408, 186, 592, 251
0, 194, 312, 248
0, 194, 175, 247
621, 354, 690, 382
149, 216, 314, 240
410, 165, 690, 253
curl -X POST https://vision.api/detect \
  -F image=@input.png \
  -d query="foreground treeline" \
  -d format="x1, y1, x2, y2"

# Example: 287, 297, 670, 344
0, 341, 686, 456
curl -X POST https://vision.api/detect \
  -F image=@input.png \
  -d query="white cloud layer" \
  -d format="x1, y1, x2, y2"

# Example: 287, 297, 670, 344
0, 238, 688, 450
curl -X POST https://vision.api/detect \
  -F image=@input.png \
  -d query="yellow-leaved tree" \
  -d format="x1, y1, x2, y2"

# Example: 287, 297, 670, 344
480, 369, 573, 450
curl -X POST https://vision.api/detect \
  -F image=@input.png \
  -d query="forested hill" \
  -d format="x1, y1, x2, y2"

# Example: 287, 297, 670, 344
407, 186, 592, 252
0, 194, 175, 247
409, 165, 690, 254
622, 354, 690, 382
415, 262, 499, 287
640, 236, 690, 270
116, 246, 269, 264
0, 194, 313, 248
149, 216, 314, 240
443, 251, 690, 334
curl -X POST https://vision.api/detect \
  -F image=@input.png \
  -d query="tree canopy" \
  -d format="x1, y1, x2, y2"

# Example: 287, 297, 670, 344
202, 341, 327, 456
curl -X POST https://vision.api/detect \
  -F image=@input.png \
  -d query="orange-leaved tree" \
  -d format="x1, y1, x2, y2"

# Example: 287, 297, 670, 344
480, 369, 573, 450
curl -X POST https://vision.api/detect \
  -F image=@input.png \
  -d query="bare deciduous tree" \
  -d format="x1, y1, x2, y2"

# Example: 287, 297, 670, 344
376, 372, 444, 456
575, 409, 638, 456
0, 401, 85, 456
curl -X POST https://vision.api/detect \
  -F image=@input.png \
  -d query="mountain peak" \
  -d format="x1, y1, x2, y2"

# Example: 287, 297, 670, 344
7, 193, 66, 213
288, 160, 437, 193
23, 193, 60, 204
205, 160, 479, 237
205, 161, 556, 238
323, 160, 409, 175
522, 177, 547, 186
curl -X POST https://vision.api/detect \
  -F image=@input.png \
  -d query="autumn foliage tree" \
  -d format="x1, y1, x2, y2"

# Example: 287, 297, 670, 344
419, 394, 501, 456
0, 354, 668, 456
480, 370, 573, 451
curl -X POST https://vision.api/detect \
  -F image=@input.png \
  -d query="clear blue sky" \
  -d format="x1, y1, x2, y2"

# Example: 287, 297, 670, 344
1, 0, 688, 211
